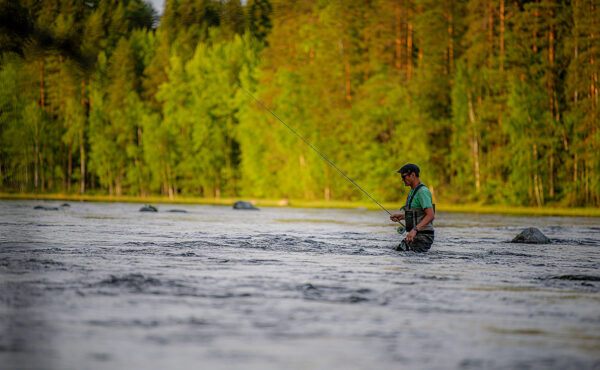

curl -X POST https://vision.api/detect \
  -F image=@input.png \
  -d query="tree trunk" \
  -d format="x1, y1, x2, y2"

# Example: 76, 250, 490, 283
59, 56, 63, 113
533, 173, 542, 206
161, 164, 167, 196
592, 163, 596, 206
39, 149, 44, 192
533, 144, 542, 206
80, 129, 85, 194
573, 153, 578, 204
108, 169, 114, 196
116, 168, 124, 196
407, 7, 413, 80
80, 80, 86, 194
549, 6, 557, 121
468, 93, 480, 193
36, 59, 44, 191
585, 161, 589, 204
68, 142, 72, 192
533, 1, 539, 53
166, 162, 174, 199
574, 0, 578, 104
417, 4, 423, 68
448, 0, 454, 76
549, 150, 554, 197
473, 135, 480, 194
24, 162, 28, 191
500, 0, 505, 71
91, 171, 95, 192
40, 60, 45, 108
488, 0, 493, 69
137, 126, 143, 196
395, 1, 402, 70
60, 141, 67, 191
34, 137, 39, 189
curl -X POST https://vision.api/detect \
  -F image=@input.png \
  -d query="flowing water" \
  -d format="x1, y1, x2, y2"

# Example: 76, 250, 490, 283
1, 200, 599, 369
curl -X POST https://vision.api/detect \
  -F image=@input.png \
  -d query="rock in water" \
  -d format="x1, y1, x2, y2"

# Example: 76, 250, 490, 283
34, 205, 59, 211
167, 209, 187, 213
551, 275, 600, 281
233, 201, 258, 210
511, 227, 550, 244
139, 205, 158, 212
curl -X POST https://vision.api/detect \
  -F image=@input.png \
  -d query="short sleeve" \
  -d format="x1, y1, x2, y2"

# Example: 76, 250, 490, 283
418, 189, 433, 209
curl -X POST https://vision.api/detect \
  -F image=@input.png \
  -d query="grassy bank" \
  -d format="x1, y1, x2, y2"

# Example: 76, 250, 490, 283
2, 192, 599, 217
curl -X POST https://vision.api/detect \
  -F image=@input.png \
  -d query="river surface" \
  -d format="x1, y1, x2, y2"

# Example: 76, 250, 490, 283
1, 200, 599, 369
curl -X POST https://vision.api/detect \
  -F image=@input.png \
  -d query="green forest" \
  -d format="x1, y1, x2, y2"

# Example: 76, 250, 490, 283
0, 0, 598, 207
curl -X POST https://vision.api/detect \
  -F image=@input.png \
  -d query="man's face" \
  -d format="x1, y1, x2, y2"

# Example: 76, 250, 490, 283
401, 171, 413, 186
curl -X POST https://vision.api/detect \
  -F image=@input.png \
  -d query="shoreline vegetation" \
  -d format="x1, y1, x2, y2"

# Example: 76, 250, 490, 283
1, 1, 598, 209
3, 193, 599, 218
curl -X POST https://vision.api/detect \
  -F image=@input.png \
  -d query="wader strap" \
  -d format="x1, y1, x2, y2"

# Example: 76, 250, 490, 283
406, 183, 424, 208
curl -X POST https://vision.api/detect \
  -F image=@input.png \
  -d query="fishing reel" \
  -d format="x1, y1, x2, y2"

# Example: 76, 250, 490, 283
396, 222, 406, 234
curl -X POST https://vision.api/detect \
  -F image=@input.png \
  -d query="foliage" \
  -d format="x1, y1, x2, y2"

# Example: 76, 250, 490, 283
0, 0, 597, 207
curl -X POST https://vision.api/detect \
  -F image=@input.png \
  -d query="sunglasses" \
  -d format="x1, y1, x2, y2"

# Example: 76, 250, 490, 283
401, 173, 411, 179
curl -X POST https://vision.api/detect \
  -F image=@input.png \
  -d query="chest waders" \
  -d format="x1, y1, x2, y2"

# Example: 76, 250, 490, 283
396, 184, 435, 252
403, 183, 435, 234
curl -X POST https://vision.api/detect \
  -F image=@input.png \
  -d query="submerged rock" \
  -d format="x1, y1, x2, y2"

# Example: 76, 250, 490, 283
511, 227, 550, 244
233, 201, 258, 210
551, 275, 600, 281
139, 205, 158, 212
167, 209, 187, 213
61, 203, 70, 207
34, 205, 59, 211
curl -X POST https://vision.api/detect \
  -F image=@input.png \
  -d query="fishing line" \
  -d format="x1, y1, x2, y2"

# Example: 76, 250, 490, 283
237, 84, 393, 217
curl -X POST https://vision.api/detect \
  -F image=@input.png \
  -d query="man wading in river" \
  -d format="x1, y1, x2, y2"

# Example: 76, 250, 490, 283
390, 164, 435, 252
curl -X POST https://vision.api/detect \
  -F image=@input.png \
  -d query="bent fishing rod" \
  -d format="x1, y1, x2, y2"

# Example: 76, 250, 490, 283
238, 84, 394, 218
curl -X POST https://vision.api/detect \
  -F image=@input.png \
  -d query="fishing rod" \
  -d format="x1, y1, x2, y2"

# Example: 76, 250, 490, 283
237, 84, 394, 218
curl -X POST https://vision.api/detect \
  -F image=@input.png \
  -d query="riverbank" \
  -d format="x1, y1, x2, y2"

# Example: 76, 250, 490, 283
2, 192, 599, 217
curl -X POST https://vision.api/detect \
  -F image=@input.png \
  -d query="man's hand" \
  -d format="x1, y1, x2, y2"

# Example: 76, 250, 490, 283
390, 213, 405, 222
405, 229, 417, 242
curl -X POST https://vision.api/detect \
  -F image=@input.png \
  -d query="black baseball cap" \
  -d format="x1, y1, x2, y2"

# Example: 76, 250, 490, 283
397, 163, 420, 176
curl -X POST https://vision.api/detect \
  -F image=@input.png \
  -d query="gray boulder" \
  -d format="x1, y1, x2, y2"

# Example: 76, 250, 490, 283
551, 275, 600, 281
34, 205, 59, 211
233, 201, 258, 210
139, 205, 158, 212
511, 227, 550, 244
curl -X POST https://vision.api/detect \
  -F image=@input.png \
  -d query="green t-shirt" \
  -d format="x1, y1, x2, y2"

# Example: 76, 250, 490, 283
406, 184, 433, 209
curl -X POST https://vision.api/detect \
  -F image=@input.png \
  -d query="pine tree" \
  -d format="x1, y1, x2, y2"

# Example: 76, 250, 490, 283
246, 0, 272, 42
565, 0, 600, 206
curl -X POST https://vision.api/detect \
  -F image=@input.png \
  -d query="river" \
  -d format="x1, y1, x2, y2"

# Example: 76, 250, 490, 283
1, 200, 599, 369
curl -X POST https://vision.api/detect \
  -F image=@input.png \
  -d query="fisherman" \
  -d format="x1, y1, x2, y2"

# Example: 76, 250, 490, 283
390, 163, 435, 252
